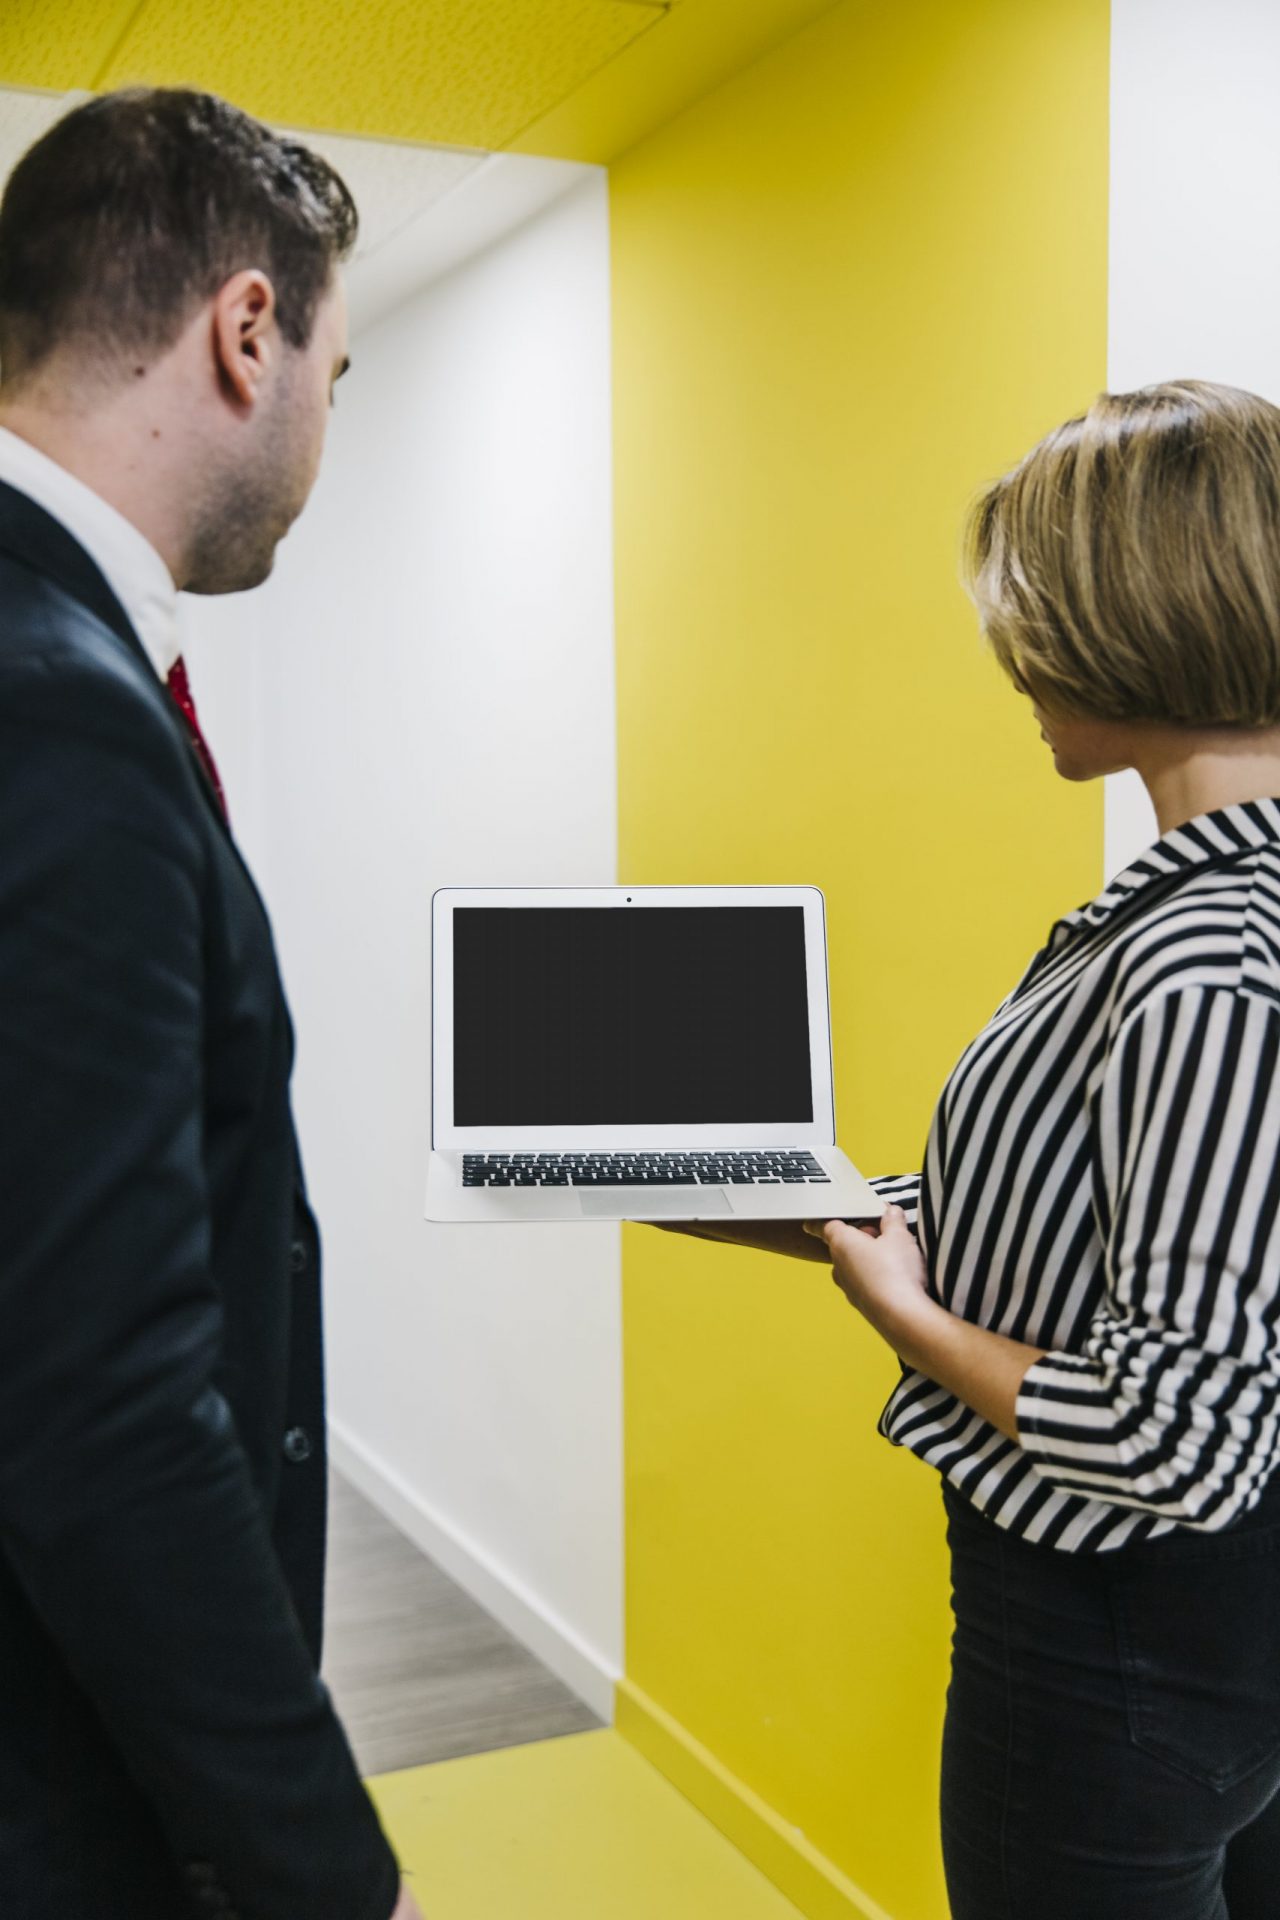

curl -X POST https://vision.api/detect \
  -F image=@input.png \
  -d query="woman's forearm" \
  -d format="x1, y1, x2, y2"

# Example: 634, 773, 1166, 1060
657, 1218, 1045, 1440
678, 1234, 1044, 1439
815, 1211, 1047, 1441
881, 1293, 1045, 1442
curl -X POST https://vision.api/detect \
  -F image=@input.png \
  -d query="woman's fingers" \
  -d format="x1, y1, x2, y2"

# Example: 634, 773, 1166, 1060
803, 1214, 892, 1248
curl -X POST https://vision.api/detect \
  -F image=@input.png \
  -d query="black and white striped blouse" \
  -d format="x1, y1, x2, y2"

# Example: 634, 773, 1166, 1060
877, 797, 1280, 1551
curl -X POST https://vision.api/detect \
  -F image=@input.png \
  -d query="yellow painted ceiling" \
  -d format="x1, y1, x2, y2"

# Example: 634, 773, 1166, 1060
0, 0, 841, 163
512, 0, 842, 160
0, 1, 136, 88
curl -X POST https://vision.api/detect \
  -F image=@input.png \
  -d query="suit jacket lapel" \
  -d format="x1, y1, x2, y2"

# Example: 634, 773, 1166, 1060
0, 479, 231, 835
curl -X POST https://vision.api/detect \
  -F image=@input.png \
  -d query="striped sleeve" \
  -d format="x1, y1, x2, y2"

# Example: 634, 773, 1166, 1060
868, 1172, 921, 1234
1015, 987, 1280, 1529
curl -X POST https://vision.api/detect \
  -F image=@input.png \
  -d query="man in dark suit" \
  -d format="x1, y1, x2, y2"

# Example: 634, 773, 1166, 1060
0, 89, 423, 1920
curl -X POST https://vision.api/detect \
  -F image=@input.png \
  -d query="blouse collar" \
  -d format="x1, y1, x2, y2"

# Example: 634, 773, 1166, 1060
1050, 797, 1280, 944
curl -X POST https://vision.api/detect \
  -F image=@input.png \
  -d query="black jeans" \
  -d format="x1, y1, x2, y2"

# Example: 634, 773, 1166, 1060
941, 1476, 1280, 1919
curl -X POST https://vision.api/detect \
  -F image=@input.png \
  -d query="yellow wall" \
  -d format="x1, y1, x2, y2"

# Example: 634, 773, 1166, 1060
610, 3, 1109, 1915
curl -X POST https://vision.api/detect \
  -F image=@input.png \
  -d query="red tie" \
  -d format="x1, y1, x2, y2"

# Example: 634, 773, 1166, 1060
166, 655, 228, 820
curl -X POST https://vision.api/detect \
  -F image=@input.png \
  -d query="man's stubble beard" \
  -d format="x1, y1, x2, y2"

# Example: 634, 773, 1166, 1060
183, 374, 314, 596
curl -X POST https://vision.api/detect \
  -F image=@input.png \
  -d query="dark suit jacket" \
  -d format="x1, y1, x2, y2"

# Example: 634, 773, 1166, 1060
0, 482, 400, 1920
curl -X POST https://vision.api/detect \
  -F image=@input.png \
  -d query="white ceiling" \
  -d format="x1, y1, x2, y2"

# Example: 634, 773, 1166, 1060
0, 82, 80, 165
280, 122, 486, 260
0, 85, 593, 337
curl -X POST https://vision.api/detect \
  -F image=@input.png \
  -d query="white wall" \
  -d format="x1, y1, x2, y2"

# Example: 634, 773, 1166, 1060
1106, 0, 1280, 878
182, 172, 623, 1715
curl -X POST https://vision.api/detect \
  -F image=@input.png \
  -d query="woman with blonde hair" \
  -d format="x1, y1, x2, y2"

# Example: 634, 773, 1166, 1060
674, 379, 1280, 1917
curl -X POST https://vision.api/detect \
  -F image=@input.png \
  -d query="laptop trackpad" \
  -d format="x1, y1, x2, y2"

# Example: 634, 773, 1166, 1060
578, 1188, 732, 1218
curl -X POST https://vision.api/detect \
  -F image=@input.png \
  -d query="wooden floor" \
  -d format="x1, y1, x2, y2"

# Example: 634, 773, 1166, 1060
322, 1471, 602, 1778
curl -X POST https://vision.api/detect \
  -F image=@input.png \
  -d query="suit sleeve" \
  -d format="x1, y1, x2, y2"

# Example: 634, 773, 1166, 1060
0, 661, 402, 1920
1016, 985, 1280, 1528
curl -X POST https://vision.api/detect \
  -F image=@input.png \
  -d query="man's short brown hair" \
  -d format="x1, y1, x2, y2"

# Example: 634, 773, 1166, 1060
0, 88, 357, 386
963, 379, 1280, 726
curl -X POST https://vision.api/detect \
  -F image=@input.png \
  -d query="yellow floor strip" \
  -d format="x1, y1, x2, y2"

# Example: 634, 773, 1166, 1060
368, 1729, 805, 1919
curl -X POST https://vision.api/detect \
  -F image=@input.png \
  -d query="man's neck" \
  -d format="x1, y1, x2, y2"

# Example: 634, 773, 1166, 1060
0, 389, 190, 585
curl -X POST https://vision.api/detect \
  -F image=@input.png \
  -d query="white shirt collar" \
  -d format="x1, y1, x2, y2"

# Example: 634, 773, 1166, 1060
0, 426, 180, 681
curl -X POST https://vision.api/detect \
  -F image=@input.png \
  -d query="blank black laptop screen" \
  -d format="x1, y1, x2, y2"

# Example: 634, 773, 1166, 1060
452, 906, 813, 1127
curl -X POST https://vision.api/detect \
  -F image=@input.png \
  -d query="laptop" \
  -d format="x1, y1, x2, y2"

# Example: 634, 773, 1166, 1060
424, 886, 883, 1224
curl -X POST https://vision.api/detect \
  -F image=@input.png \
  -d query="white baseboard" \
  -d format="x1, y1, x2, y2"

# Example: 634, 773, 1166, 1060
327, 1416, 619, 1723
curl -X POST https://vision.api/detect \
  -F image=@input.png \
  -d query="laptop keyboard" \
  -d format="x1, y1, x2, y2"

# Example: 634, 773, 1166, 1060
461, 1151, 831, 1188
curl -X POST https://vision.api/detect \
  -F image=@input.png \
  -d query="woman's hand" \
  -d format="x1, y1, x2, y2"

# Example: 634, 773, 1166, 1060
803, 1204, 933, 1354
805, 1206, 1047, 1441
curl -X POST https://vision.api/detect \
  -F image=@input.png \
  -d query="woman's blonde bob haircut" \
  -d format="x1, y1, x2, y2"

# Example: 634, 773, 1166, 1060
964, 379, 1280, 726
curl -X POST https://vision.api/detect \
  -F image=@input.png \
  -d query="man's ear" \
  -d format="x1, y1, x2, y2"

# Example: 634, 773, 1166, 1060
212, 269, 278, 408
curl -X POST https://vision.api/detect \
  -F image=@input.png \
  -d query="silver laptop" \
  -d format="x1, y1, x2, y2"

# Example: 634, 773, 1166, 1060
424, 886, 883, 1224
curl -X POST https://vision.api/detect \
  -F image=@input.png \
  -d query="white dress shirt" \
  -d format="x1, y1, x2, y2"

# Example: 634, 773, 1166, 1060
0, 425, 180, 680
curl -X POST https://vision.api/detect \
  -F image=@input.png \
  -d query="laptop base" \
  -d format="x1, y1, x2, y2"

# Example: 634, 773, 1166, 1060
425, 1147, 882, 1223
